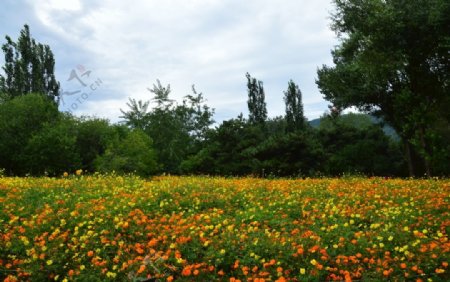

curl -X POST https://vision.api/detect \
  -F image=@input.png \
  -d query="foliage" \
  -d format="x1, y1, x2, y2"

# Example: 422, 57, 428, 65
75, 117, 117, 172
0, 176, 449, 281
94, 129, 158, 176
119, 98, 150, 131
182, 115, 265, 175
0, 24, 60, 104
317, 0, 450, 176
24, 114, 81, 176
246, 72, 267, 125
1, 21, 446, 178
284, 80, 306, 132
318, 113, 405, 176
0, 93, 157, 176
253, 130, 325, 177
0, 93, 59, 175
120, 80, 214, 174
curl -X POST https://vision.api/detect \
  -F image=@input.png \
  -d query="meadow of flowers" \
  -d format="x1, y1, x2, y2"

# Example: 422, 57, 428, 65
0, 175, 449, 281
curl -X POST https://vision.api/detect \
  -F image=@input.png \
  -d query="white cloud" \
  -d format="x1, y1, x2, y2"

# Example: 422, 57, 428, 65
23, 0, 338, 122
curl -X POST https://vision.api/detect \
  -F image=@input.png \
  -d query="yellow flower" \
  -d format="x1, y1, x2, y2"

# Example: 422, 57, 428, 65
300, 268, 306, 275
46, 260, 53, 265
310, 259, 317, 266
63, 172, 68, 177
75, 169, 83, 176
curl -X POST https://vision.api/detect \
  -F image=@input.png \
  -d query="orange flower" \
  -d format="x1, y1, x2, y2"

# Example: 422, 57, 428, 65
193, 269, 199, 276
400, 263, 407, 269
309, 245, 319, 253
137, 265, 146, 274
241, 266, 249, 275
167, 276, 174, 282
148, 238, 158, 247
135, 243, 144, 254
181, 267, 191, 276
269, 259, 276, 265
4, 275, 18, 282
276, 267, 283, 273
87, 251, 94, 257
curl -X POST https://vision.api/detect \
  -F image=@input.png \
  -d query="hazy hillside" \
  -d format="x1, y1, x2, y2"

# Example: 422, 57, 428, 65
309, 113, 399, 139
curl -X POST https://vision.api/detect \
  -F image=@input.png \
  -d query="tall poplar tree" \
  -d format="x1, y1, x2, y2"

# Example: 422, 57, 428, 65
246, 72, 267, 124
284, 80, 305, 132
0, 24, 60, 104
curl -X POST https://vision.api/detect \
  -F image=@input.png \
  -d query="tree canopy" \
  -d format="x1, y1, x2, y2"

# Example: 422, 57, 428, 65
284, 79, 306, 132
317, 0, 450, 176
246, 72, 267, 125
0, 24, 60, 104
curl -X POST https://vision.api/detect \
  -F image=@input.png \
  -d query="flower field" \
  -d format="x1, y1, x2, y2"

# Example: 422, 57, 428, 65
0, 175, 449, 281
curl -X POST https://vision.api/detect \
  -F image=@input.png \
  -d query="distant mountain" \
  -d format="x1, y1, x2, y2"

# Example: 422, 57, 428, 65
309, 114, 399, 139
309, 118, 321, 128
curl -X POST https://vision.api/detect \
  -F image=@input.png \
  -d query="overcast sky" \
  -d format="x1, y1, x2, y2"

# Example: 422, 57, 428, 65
0, 0, 338, 123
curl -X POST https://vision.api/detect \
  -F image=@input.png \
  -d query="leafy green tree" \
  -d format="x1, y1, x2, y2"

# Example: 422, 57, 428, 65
24, 114, 81, 175
146, 81, 190, 173
121, 80, 214, 173
0, 92, 7, 104
284, 80, 306, 132
253, 130, 325, 177
0, 24, 60, 103
318, 113, 405, 176
177, 85, 215, 142
246, 72, 267, 124
317, 0, 449, 176
119, 98, 150, 131
0, 93, 59, 175
265, 116, 287, 137
182, 115, 264, 175
120, 80, 179, 172
94, 130, 158, 176
75, 117, 117, 172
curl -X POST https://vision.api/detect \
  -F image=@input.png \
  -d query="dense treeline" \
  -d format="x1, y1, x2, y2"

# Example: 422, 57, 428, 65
0, 93, 157, 176
1, 0, 448, 177
0, 81, 409, 177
